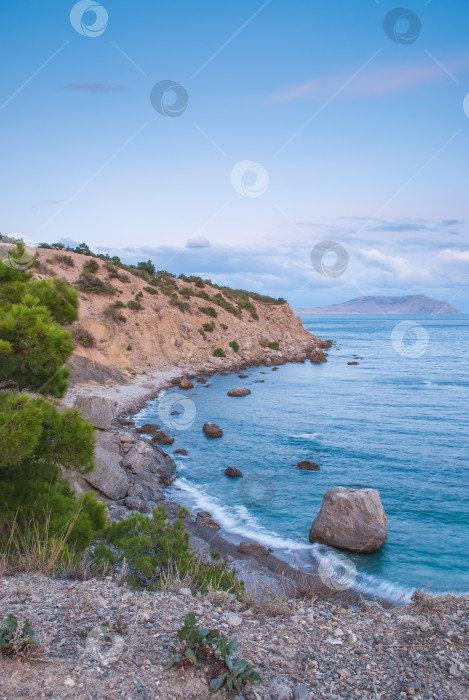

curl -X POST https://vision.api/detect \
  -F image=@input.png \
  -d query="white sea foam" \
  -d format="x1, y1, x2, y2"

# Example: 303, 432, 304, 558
289, 433, 320, 440
173, 477, 309, 553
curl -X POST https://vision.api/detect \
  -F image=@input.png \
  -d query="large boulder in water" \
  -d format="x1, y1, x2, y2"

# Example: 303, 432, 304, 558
203, 422, 223, 438
179, 378, 194, 389
151, 431, 174, 446
297, 460, 320, 471
309, 487, 387, 553
227, 387, 251, 397
224, 466, 243, 477
310, 347, 327, 364
74, 394, 117, 430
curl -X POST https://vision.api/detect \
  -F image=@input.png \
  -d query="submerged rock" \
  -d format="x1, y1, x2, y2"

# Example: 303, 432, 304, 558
203, 423, 223, 438
227, 387, 251, 397
309, 487, 387, 553
238, 373, 248, 378
347, 361, 359, 365
174, 448, 188, 455
224, 466, 243, 478
297, 460, 320, 471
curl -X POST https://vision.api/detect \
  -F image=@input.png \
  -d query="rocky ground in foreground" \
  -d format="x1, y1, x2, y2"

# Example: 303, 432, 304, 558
0, 574, 467, 700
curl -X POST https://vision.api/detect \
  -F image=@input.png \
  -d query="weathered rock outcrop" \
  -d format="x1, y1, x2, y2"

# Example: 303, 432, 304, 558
84, 430, 177, 512
139, 423, 161, 434
203, 423, 223, 438
310, 347, 327, 364
74, 395, 117, 430
179, 378, 194, 390
196, 512, 220, 529
227, 387, 251, 397
309, 487, 387, 553
151, 431, 174, 446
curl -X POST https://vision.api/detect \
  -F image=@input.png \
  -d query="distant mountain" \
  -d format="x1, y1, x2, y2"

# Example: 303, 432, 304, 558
296, 295, 462, 315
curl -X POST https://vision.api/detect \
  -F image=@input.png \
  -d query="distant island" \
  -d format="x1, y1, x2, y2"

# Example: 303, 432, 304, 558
296, 294, 462, 315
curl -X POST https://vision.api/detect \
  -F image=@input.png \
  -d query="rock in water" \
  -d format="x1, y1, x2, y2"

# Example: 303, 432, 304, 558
139, 423, 161, 434
309, 487, 387, 553
310, 347, 327, 363
150, 431, 174, 446
237, 541, 269, 557
203, 423, 223, 438
224, 466, 243, 477
297, 460, 320, 471
179, 378, 194, 389
227, 387, 251, 397
174, 448, 188, 455
74, 395, 117, 430
196, 513, 220, 529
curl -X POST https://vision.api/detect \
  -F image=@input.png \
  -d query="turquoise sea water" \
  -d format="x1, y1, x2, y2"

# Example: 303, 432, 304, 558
135, 314, 469, 602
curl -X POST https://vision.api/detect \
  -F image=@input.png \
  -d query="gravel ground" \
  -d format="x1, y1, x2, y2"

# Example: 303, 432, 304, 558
0, 574, 467, 700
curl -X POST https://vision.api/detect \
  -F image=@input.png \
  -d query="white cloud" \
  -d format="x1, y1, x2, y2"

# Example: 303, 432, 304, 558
186, 236, 210, 248
359, 248, 433, 284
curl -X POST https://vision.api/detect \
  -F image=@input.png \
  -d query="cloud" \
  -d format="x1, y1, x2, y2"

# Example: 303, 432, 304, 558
359, 248, 433, 284
186, 236, 210, 248
270, 53, 469, 103
61, 83, 128, 93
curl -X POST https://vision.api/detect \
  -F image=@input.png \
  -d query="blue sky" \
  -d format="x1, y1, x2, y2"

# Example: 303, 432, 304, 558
1, 0, 469, 309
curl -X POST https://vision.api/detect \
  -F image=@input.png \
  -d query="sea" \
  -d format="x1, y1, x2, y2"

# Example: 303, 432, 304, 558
134, 314, 469, 603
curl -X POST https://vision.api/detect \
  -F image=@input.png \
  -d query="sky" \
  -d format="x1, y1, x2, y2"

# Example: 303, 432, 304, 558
1, 0, 469, 310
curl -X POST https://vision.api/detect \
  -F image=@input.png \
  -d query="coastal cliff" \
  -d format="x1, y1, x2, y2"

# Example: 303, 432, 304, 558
33, 249, 324, 385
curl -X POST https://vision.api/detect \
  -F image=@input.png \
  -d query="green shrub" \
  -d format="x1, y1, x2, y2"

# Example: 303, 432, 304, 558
238, 299, 259, 320
203, 322, 215, 332
82, 258, 99, 274
55, 254, 74, 267
93, 507, 241, 593
126, 345, 132, 351
229, 340, 239, 353
72, 327, 95, 348
143, 286, 159, 295
170, 296, 190, 313
136, 291, 143, 299
75, 273, 116, 296
220, 323, 228, 330
137, 260, 155, 275
267, 341, 279, 351
127, 300, 143, 311
199, 305, 217, 318
105, 303, 126, 323
198, 329, 207, 340
213, 348, 226, 358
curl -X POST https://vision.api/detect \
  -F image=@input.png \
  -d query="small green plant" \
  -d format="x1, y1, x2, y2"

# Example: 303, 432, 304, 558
83, 258, 99, 274
0, 615, 37, 657
220, 323, 228, 330
164, 613, 262, 695
199, 305, 217, 318
143, 286, 159, 295
267, 341, 279, 351
55, 254, 74, 267
213, 348, 226, 358
170, 295, 191, 313
106, 302, 126, 322
203, 322, 215, 332
198, 329, 207, 340
127, 300, 143, 311
229, 340, 239, 353
136, 291, 143, 299
72, 326, 95, 348
126, 344, 132, 351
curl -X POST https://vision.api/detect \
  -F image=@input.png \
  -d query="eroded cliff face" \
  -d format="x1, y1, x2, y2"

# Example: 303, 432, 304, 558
34, 250, 324, 383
